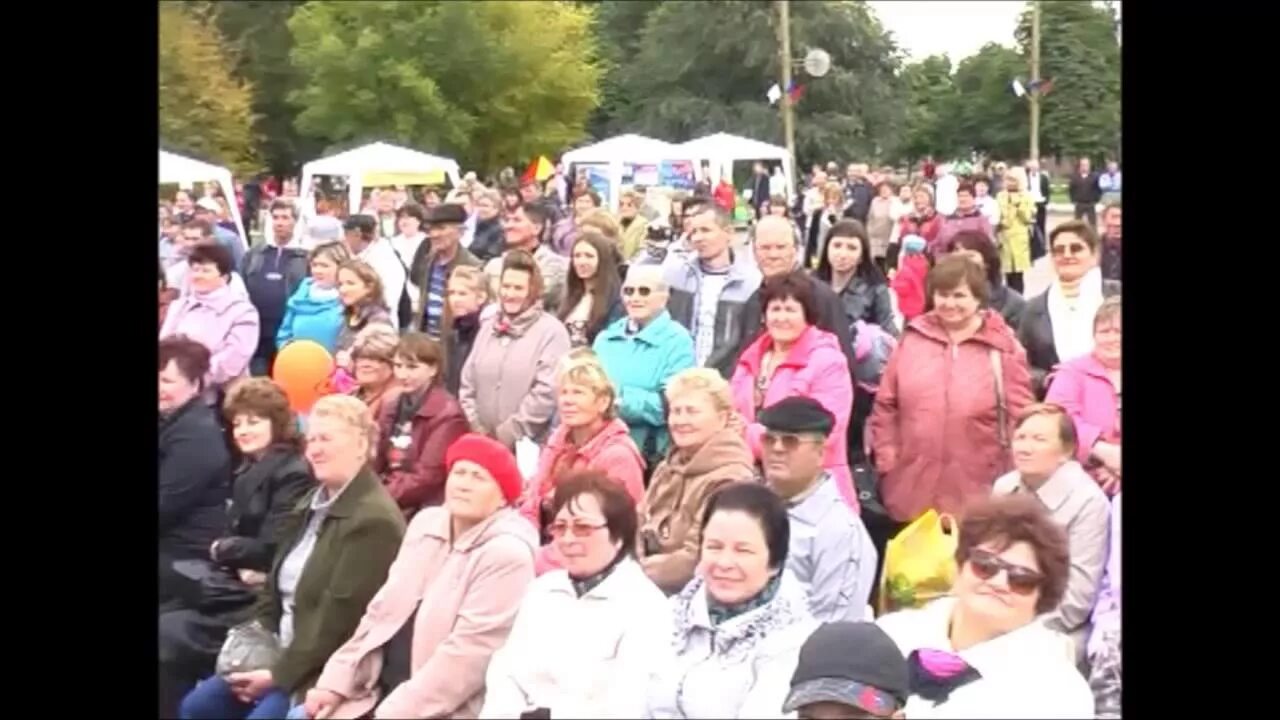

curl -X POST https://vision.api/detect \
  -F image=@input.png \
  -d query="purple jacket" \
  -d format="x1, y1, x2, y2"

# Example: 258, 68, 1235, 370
160, 284, 261, 387
934, 208, 994, 254
1045, 353, 1118, 463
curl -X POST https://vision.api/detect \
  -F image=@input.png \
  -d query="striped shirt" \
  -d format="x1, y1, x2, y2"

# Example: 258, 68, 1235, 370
423, 262, 448, 338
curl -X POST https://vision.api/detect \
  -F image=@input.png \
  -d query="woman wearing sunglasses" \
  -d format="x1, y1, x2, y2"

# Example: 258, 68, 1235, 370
876, 494, 1094, 718
522, 352, 646, 574
1017, 220, 1121, 398
993, 404, 1111, 662
482, 471, 671, 718
593, 264, 697, 472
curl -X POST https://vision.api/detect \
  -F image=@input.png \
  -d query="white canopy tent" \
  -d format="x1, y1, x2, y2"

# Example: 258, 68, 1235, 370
677, 132, 793, 196
299, 142, 463, 217
560, 134, 688, 211
159, 150, 247, 248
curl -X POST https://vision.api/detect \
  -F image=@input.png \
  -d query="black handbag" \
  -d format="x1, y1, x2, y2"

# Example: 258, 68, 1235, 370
171, 558, 257, 614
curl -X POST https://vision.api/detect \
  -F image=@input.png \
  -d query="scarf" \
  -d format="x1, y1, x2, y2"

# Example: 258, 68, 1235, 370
707, 571, 782, 627
309, 282, 339, 303
569, 550, 625, 598
1047, 267, 1104, 362
907, 649, 983, 704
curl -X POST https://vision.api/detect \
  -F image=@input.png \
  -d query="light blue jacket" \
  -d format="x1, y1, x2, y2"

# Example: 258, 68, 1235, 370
785, 472, 877, 623
275, 278, 344, 353
592, 310, 695, 461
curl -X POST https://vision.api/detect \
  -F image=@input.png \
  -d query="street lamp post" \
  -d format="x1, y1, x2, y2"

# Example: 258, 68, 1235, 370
1029, 0, 1041, 162
776, 0, 796, 197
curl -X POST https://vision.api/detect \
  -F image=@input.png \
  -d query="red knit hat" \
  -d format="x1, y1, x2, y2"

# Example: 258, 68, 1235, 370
445, 433, 524, 504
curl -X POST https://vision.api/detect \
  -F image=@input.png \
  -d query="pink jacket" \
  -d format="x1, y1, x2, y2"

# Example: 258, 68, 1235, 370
159, 284, 260, 388
1045, 353, 1119, 464
520, 418, 646, 574
869, 310, 1034, 522
730, 325, 856, 510
313, 507, 537, 719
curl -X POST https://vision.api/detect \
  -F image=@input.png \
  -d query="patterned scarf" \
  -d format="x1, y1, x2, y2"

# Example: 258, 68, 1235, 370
706, 572, 782, 627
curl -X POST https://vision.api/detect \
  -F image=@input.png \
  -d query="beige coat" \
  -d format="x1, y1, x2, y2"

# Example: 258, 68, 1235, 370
637, 423, 756, 594
313, 507, 538, 719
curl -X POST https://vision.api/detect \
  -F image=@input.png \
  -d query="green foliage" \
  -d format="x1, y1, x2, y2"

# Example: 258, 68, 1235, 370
606, 0, 906, 167
159, 4, 260, 176
287, 0, 603, 174
1016, 1, 1121, 159
950, 44, 1029, 160
896, 54, 959, 164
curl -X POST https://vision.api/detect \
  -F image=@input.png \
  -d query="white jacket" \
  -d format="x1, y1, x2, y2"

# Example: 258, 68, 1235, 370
480, 558, 672, 719
647, 573, 818, 719
357, 238, 408, 327
876, 597, 1094, 719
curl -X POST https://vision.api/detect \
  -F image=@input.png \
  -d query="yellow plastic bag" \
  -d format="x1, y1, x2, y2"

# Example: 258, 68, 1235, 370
878, 510, 958, 616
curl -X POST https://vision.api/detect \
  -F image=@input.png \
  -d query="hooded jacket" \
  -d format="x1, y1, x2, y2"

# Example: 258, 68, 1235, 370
275, 278, 345, 353
160, 284, 261, 388
314, 507, 537, 719
730, 325, 857, 510
869, 310, 1034, 522
638, 425, 756, 594
375, 385, 471, 518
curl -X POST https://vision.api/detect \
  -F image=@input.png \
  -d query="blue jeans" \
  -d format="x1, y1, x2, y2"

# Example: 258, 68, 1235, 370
179, 675, 292, 719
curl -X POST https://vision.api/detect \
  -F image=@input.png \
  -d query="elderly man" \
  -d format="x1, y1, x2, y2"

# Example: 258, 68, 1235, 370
760, 397, 877, 622
409, 203, 482, 339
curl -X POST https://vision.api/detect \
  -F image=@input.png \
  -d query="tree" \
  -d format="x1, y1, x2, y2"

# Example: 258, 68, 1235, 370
950, 44, 1029, 160
287, 1, 603, 174
584, 0, 663, 141
159, 4, 260, 176
1016, 1, 1121, 160
607, 0, 906, 169
895, 54, 960, 165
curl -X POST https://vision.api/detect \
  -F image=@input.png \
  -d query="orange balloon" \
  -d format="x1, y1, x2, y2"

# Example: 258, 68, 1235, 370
273, 341, 335, 413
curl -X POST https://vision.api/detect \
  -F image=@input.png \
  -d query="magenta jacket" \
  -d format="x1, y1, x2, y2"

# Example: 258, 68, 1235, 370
934, 208, 994, 253
730, 325, 856, 510
160, 284, 260, 388
1045, 353, 1119, 463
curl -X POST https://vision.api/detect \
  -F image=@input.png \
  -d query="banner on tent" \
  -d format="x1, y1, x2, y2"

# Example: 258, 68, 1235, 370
361, 170, 447, 187
659, 160, 697, 190
579, 164, 612, 207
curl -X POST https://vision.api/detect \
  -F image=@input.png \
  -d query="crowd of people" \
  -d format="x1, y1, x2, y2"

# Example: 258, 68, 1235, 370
158, 153, 1121, 719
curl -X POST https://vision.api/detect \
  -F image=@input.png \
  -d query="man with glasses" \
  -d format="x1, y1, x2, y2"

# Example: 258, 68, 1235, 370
759, 397, 876, 622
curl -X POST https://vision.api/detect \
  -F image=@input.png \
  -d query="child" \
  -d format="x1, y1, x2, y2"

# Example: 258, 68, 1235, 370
891, 234, 929, 322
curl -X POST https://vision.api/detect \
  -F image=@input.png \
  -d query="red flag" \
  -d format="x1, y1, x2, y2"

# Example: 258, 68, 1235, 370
521, 155, 554, 184
787, 81, 806, 105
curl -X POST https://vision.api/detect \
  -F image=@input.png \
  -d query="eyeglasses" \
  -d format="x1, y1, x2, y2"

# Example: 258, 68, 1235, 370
761, 432, 821, 451
622, 286, 653, 297
547, 520, 607, 538
967, 549, 1045, 595
1051, 243, 1089, 257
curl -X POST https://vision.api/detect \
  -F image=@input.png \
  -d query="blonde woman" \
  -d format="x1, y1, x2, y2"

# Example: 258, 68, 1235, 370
444, 265, 494, 395
636, 368, 755, 594
997, 167, 1036, 293
521, 351, 646, 574
618, 189, 650, 260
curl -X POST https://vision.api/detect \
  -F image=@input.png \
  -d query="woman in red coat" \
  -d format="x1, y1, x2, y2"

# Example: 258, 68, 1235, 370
869, 255, 1034, 525
375, 333, 470, 518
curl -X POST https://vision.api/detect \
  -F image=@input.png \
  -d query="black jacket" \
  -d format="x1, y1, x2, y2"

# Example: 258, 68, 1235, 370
213, 446, 315, 572
990, 284, 1028, 331
735, 277, 857, 375
833, 276, 899, 338
1018, 280, 1122, 397
159, 399, 231, 561
446, 311, 482, 396
470, 216, 506, 263
843, 181, 873, 224
751, 173, 771, 210
1069, 172, 1102, 205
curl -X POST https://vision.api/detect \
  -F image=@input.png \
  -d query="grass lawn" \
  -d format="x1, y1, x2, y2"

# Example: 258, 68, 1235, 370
1049, 183, 1071, 205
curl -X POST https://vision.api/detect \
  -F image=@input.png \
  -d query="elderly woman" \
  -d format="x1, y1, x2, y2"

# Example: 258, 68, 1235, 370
470, 189, 506, 262
647, 483, 819, 718
558, 231, 624, 348
460, 250, 571, 449
593, 264, 696, 470
333, 260, 395, 371
444, 266, 494, 396
730, 272, 856, 508
1045, 297, 1122, 495
276, 242, 352, 354
618, 189, 650, 260
178, 395, 405, 720
805, 182, 846, 267
159, 338, 232, 610
375, 333, 469, 518
996, 168, 1036, 293
297, 434, 536, 719
160, 378, 314, 716
1019, 220, 1121, 398
945, 229, 1027, 329
638, 369, 756, 594
865, 181, 897, 268
482, 470, 672, 718
521, 352, 646, 574
869, 255, 1034, 525
160, 243, 260, 392
895, 185, 942, 260
993, 404, 1111, 661
876, 494, 1094, 717
346, 327, 401, 422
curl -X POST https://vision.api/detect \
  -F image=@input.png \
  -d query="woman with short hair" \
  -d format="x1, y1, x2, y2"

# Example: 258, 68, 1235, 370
343, 326, 402, 422
618, 189, 650, 261
558, 231, 624, 348
276, 242, 352, 354
647, 483, 818, 718
470, 189, 506, 262
876, 494, 1093, 718
299, 434, 537, 720
160, 243, 260, 391
805, 182, 845, 264
443, 266, 494, 396
945, 229, 1027, 329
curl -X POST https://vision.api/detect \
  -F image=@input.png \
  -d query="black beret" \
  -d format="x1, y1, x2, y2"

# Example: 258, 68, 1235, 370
758, 397, 835, 437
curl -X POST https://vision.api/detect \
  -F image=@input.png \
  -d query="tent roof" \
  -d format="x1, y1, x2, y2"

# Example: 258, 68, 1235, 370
561, 134, 684, 165
677, 132, 788, 161
302, 141, 461, 176
159, 150, 232, 185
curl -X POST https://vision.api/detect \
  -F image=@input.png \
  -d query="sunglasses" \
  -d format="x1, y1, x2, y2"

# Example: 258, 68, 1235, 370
622, 286, 653, 297
967, 549, 1044, 595
762, 431, 821, 451
1051, 243, 1089, 257
548, 520, 606, 538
